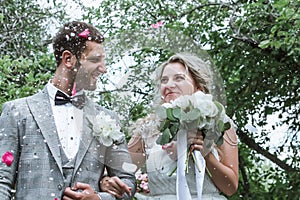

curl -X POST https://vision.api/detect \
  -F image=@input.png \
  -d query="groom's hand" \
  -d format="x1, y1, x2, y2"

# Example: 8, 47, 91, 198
63, 182, 99, 200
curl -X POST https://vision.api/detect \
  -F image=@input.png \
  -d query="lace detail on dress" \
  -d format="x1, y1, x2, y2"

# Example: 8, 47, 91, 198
130, 114, 161, 150
135, 145, 226, 200
131, 114, 228, 200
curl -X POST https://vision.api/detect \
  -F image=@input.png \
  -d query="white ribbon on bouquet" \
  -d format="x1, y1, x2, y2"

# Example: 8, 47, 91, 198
176, 129, 206, 200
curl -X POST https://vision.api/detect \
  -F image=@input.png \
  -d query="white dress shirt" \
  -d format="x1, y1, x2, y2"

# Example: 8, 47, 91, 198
47, 83, 83, 160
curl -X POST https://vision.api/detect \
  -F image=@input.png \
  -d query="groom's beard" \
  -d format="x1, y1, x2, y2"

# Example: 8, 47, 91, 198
74, 60, 98, 91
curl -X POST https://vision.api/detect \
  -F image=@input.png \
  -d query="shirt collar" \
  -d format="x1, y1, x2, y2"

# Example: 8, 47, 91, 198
47, 81, 84, 100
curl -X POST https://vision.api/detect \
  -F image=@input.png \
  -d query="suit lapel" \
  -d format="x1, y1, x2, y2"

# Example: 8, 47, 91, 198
26, 87, 63, 175
74, 98, 96, 173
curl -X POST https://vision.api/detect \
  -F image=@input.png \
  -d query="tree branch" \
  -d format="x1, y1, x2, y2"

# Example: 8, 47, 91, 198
98, 88, 149, 96
178, 2, 231, 19
236, 129, 299, 172
238, 155, 251, 197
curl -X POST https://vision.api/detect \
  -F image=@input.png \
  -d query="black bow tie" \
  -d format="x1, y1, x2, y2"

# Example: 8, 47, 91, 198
54, 90, 86, 109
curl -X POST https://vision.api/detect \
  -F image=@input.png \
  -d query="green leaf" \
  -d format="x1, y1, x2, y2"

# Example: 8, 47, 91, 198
215, 136, 224, 146
186, 108, 201, 121
0, 14, 3, 23
224, 122, 231, 131
259, 40, 270, 49
217, 120, 224, 132
180, 111, 189, 121
172, 107, 182, 119
156, 128, 172, 145
155, 106, 167, 119
169, 122, 180, 136
214, 101, 224, 113
159, 119, 170, 132
166, 108, 177, 121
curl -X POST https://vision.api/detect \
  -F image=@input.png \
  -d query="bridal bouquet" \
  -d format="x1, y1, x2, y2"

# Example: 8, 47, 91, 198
155, 91, 230, 174
155, 91, 230, 199
156, 91, 230, 148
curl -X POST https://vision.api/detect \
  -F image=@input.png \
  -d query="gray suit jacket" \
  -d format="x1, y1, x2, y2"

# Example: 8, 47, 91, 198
0, 87, 136, 199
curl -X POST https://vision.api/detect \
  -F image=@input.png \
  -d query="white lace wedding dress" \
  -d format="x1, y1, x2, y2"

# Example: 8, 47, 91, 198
135, 143, 227, 200
131, 114, 228, 200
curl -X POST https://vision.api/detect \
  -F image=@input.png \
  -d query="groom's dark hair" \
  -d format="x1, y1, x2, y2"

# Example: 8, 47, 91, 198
52, 21, 104, 67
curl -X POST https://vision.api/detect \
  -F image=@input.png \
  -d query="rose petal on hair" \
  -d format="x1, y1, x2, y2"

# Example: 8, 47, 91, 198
78, 29, 90, 38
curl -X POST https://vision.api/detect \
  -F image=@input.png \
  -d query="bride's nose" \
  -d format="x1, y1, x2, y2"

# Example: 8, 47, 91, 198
164, 79, 176, 89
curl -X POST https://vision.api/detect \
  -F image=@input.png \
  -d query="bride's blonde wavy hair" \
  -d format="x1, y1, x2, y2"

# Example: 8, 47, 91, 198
154, 52, 213, 103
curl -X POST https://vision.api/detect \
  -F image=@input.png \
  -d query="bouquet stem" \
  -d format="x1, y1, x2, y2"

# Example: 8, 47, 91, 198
168, 147, 202, 176
186, 150, 191, 173
191, 150, 201, 173
168, 166, 177, 177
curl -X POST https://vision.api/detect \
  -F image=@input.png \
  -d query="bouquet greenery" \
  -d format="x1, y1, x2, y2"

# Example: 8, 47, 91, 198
156, 91, 230, 146
155, 91, 230, 174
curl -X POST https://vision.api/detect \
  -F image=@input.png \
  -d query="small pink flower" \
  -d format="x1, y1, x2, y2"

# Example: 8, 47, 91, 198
141, 173, 148, 180
136, 174, 142, 180
151, 21, 164, 29
142, 184, 149, 191
136, 172, 150, 194
78, 29, 90, 38
2, 151, 14, 166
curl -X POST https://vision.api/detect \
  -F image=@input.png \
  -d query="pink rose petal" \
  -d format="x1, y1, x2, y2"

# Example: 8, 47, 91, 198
78, 29, 90, 38
72, 82, 77, 96
157, 21, 163, 26
2, 151, 14, 166
151, 24, 159, 28
151, 21, 164, 28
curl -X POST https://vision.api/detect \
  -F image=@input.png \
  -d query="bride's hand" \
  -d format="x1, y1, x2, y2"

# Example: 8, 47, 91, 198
99, 176, 131, 198
162, 141, 177, 160
163, 130, 205, 160
187, 130, 204, 153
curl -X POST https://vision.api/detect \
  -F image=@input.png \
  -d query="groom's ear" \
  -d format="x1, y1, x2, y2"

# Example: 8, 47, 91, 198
62, 50, 76, 69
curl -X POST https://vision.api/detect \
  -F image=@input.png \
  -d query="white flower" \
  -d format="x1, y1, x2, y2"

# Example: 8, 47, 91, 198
88, 111, 124, 146
162, 102, 172, 108
192, 91, 218, 117
172, 95, 190, 109
156, 91, 231, 176
156, 90, 230, 149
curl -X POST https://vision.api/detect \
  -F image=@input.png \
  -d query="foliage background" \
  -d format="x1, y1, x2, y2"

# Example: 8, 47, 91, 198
0, 0, 299, 199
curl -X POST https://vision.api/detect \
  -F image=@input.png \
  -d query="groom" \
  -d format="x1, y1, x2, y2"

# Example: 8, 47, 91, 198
0, 21, 135, 200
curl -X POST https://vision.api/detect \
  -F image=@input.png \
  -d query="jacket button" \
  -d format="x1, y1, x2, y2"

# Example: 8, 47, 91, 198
58, 184, 63, 190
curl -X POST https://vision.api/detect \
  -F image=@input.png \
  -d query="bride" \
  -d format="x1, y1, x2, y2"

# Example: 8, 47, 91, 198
101, 53, 239, 199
